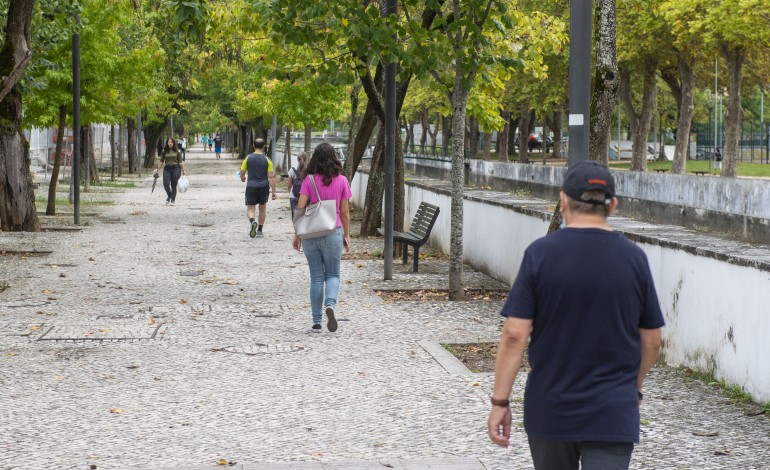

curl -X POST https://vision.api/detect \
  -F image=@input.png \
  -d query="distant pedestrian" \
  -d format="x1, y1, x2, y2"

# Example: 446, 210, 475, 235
177, 135, 187, 161
214, 132, 222, 159
155, 138, 186, 206
240, 138, 277, 238
488, 161, 664, 470
715, 147, 722, 172
208, 134, 213, 152
288, 152, 308, 219
292, 143, 352, 333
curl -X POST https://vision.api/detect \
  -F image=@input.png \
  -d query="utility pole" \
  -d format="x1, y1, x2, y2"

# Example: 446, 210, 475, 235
568, 0, 592, 167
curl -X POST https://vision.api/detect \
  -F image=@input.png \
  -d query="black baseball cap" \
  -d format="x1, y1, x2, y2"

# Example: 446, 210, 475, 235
562, 160, 616, 205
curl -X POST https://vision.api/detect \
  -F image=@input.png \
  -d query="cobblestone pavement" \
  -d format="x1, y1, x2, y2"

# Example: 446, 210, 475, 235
2, 146, 769, 470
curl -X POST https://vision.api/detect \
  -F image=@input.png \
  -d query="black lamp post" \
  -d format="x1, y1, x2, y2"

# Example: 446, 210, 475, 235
72, 14, 81, 225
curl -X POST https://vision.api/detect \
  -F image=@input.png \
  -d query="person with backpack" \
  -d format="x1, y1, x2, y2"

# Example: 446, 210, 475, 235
288, 152, 308, 219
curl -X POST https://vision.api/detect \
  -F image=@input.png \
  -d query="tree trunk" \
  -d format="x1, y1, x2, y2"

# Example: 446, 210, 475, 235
419, 107, 428, 150
142, 122, 164, 169
468, 116, 479, 158
343, 100, 378, 181
360, 127, 385, 236
508, 114, 518, 157
407, 120, 415, 153
117, 124, 124, 176
46, 105, 67, 215
671, 53, 696, 174
346, 83, 361, 171
304, 124, 312, 152
719, 43, 745, 178
285, 127, 292, 169
449, 85, 470, 301
545, 110, 564, 160
442, 115, 452, 146
127, 118, 137, 174
239, 125, 248, 159
427, 112, 440, 146
0, 0, 38, 231
498, 111, 510, 162
588, 0, 618, 166
517, 106, 530, 163
620, 64, 656, 171
482, 131, 492, 161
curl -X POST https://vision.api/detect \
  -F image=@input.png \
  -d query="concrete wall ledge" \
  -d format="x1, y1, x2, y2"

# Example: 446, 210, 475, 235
401, 174, 770, 274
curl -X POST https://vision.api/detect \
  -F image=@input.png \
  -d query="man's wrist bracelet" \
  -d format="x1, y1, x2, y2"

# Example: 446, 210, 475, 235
491, 397, 510, 407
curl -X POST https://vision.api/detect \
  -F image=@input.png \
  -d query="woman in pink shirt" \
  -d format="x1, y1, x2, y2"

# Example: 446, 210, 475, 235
292, 143, 352, 333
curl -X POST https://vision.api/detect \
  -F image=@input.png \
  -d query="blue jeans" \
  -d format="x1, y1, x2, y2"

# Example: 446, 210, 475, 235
302, 227, 342, 325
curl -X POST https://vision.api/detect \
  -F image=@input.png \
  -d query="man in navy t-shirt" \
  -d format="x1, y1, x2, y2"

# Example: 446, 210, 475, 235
488, 161, 665, 469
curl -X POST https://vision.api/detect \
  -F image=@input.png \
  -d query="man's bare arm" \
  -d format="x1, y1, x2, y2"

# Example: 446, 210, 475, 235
638, 328, 662, 394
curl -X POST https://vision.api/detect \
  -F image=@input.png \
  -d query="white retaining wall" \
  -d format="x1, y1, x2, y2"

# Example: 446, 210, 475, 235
407, 158, 770, 220
351, 171, 770, 403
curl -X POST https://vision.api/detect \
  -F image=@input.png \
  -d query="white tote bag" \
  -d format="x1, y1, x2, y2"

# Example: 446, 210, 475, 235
292, 176, 337, 240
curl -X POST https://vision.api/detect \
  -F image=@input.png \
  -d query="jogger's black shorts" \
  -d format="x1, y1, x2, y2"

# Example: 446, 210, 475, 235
245, 186, 269, 205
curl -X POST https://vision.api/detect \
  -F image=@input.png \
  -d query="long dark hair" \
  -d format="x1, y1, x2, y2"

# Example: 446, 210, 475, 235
296, 152, 308, 176
305, 143, 342, 186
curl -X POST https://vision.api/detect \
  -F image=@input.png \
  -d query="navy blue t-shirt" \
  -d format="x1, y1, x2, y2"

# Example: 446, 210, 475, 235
501, 228, 665, 443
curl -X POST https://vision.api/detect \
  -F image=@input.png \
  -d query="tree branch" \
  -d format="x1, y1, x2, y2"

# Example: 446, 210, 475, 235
0, 50, 31, 104
359, 63, 386, 122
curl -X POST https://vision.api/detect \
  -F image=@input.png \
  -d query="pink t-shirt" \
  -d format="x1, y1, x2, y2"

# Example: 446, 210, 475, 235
300, 174, 352, 228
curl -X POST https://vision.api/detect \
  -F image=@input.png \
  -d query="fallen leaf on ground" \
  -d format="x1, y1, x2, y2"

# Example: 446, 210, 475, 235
693, 431, 719, 437
179, 298, 187, 304
41, 289, 54, 294
714, 449, 732, 456
311, 451, 323, 457
109, 408, 125, 414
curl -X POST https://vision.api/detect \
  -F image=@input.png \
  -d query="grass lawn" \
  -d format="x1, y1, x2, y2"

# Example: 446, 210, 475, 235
608, 160, 770, 177
34, 197, 114, 211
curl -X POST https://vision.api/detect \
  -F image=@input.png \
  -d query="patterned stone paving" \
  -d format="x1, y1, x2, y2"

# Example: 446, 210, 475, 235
1, 146, 768, 469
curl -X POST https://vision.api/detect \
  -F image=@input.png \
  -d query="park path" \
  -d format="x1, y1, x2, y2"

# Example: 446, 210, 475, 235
1, 143, 769, 470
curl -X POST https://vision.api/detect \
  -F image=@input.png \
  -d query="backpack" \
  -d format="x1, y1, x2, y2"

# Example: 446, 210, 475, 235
291, 167, 304, 198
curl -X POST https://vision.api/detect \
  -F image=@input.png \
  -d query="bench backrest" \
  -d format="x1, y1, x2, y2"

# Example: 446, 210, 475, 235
408, 202, 440, 242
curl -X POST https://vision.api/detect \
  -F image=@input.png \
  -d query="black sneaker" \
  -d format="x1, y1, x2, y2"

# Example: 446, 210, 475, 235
249, 221, 258, 238
310, 324, 322, 333
325, 306, 338, 332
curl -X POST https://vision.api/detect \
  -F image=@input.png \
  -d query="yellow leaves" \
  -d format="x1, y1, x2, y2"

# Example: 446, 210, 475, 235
179, 298, 187, 304
341, 18, 349, 27
41, 289, 54, 295
216, 459, 228, 465
356, 263, 365, 268
109, 408, 126, 414
149, 318, 157, 325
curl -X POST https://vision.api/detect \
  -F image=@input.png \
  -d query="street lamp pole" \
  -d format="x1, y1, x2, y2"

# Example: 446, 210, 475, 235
72, 14, 81, 225
568, 0, 592, 167
383, 0, 397, 280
